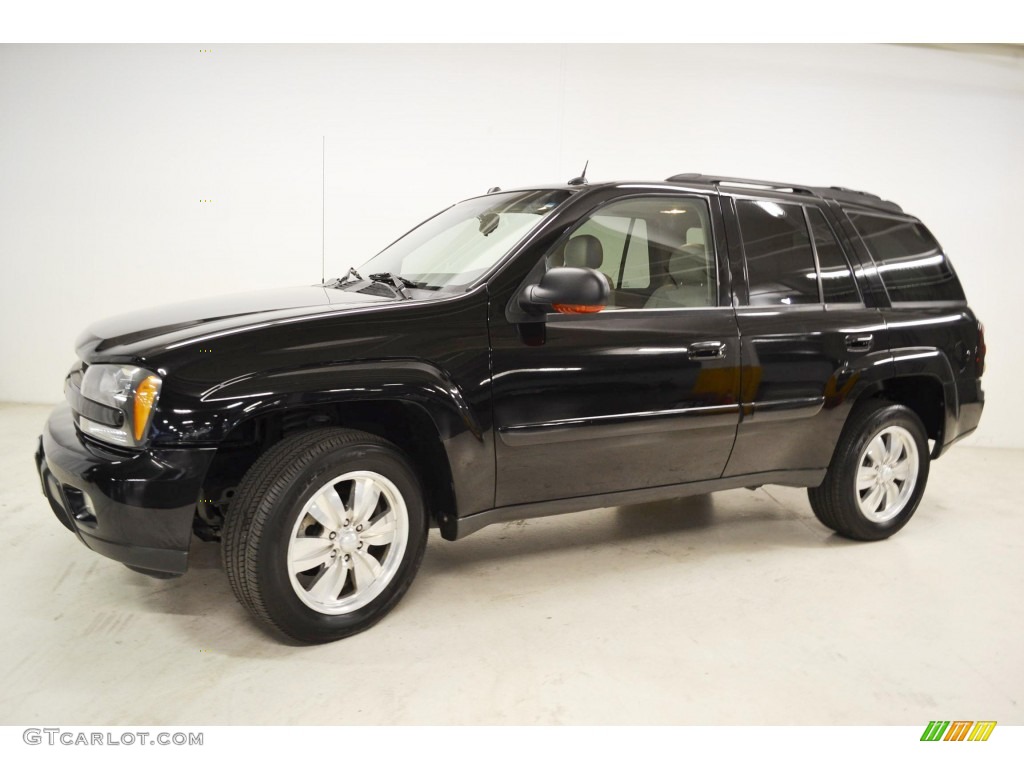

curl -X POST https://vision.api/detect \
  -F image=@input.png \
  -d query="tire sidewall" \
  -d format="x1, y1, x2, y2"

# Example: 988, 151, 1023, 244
255, 442, 427, 642
841, 404, 930, 539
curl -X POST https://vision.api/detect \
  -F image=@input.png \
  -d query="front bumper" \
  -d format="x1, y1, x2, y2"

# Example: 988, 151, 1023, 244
36, 404, 216, 576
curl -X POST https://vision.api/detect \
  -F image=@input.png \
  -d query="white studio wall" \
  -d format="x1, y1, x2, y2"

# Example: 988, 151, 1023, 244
1, 44, 1022, 446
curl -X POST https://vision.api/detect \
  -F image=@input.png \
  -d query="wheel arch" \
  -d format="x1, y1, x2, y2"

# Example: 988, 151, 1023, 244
202, 399, 461, 539
195, 360, 486, 541
853, 348, 957, 459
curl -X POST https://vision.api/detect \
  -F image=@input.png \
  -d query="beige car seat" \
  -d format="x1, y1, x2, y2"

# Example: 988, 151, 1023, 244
645, 228, 712, 308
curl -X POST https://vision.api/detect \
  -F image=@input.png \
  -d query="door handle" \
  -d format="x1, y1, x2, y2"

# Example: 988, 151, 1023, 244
845, 334, 873, 352
689, 341, 727, 360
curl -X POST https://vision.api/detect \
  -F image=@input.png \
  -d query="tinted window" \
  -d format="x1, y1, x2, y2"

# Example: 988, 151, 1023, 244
737, 200, 819, 306
547, 197, 716, 309
621, 219, 650, 289
847, 211, 965, 302
571, 215, 651, 291
361, 189, 571, 290
807, 208, 860, 304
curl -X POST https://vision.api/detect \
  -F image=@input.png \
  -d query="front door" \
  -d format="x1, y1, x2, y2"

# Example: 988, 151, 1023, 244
489, 193, 741, 507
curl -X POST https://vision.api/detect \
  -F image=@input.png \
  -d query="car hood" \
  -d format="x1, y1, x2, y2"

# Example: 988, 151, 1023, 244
76, 285, 392, 359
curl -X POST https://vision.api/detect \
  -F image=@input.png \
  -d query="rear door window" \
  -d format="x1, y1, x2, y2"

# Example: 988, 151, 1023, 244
736, 200, 820, 306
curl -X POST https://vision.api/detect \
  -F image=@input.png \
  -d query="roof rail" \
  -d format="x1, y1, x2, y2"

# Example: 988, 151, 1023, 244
666, 173, 815, 196
666, 173, 903, 214
824, 186, 903, 213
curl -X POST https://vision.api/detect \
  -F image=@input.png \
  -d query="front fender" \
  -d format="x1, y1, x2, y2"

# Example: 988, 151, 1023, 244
199, 359, 483, 444
150, 359, 493, 530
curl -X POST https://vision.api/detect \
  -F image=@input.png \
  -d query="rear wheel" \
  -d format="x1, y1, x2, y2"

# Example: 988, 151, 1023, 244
222, 428, 427, 643
808, 400, 929, 541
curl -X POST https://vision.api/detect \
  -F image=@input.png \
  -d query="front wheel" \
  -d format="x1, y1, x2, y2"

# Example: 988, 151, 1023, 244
808, 400, 930, 541
222, 428, 428, 644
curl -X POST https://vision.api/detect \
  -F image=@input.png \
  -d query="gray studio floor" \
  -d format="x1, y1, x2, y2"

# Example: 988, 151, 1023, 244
1, 402, 1020, 725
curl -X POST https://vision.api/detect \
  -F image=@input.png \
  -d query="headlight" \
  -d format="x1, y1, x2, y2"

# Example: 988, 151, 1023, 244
77, 364, 163, 447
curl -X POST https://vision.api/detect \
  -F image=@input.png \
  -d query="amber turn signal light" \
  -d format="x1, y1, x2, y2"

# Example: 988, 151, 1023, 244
133, 375, 162, 441
552, 304, 604, 314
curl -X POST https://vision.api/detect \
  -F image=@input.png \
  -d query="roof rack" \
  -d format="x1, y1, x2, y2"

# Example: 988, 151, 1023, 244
666, 173, 815, 196
823, 186, 903, 213
665, 173, 903, 214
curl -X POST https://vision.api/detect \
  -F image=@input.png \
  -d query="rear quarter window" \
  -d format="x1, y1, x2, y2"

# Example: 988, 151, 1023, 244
846, 210, 965, 302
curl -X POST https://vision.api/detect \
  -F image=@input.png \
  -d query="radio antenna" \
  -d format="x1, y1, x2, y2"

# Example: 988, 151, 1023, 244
568, 160, 589, 186
321, 136, 326, 283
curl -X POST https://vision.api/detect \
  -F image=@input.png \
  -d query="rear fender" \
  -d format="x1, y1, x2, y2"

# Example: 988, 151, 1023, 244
889, 347, 958, 457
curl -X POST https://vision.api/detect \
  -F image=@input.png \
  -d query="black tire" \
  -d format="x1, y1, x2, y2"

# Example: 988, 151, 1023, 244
808, 400, 930, 541
222, 428, 428, 644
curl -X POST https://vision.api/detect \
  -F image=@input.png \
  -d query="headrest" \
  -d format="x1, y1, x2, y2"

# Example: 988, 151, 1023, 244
564, 234, 604, 270
668, 244, 707, 284
685, 227, 705, 246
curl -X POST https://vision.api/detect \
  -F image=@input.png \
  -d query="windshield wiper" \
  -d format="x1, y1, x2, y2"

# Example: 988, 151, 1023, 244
368, 272, 416, 300
324, 267, 363, 289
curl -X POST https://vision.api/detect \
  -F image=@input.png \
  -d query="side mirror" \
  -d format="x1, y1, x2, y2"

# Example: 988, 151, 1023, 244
521, 267, 610, 314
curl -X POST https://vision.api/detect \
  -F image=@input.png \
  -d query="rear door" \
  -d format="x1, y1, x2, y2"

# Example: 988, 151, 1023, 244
722, 194, 885, 477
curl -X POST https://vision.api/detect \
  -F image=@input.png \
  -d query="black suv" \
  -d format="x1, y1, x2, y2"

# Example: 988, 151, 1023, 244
35, 174, 985, 643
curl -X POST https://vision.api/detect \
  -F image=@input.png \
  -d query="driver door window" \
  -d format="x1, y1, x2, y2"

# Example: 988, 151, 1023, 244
545, 197, 716, 309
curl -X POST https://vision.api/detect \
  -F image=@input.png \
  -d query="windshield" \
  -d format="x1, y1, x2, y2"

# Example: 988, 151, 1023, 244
357, 189, 572, 290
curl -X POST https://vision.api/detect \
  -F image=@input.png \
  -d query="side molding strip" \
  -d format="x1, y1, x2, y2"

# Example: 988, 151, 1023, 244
498, 403, 740, 447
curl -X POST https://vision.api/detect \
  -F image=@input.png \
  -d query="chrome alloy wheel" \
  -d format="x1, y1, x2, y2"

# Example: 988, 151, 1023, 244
855, 425, 920, 523
287, 471, 409, 615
